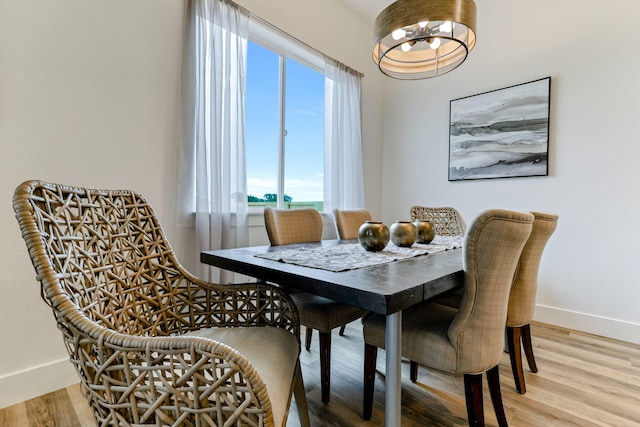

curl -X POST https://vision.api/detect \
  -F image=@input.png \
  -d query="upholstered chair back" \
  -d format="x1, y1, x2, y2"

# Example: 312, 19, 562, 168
507, 212, 559, 327
410, 206, 466, 236
264, 207, 323, 246
332, 208, 372, 240
448, 209, 533, 373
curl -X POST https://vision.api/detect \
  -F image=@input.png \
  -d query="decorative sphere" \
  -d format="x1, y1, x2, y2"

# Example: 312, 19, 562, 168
414, 220, 436, 244
358, 221, 390, 252
390, 221, 416, 247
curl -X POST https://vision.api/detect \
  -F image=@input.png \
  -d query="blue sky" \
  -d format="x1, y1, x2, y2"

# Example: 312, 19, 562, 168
245, 41, 324, 202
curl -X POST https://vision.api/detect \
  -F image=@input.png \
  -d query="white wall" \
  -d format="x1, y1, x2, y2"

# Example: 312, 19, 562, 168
0, 0, 185, 408
378, 0, 640, 344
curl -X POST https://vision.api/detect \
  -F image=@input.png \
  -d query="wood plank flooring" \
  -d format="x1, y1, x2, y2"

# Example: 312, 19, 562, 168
1, 322, 638, 426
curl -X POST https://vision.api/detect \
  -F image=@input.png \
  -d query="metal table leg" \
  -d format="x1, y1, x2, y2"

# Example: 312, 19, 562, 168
385, 311, 402, 427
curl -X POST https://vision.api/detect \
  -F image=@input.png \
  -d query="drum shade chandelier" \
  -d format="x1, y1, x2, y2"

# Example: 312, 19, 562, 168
373, 0, 477, 80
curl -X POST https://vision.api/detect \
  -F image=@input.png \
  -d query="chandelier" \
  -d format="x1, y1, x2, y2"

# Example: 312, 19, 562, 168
373, 0, 477, 80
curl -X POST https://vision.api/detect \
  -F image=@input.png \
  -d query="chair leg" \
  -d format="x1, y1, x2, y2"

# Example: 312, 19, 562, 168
410, 361, 418, 383
521, 323, 538, 373
305, 326, 312, 351
463, 373, 484, 427
339, 324, 346, 336
292, 362, 311, 427
363, 343, 378, 420
507, 326, 526, 394
486, 365, 508, 427
319, 331, 331, 404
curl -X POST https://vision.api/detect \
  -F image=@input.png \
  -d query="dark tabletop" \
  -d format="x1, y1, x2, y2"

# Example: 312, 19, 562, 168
201, 240, 464, 316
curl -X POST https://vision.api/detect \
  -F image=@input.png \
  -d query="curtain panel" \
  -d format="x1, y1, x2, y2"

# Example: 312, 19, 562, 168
324, 61, 365, 211
177, 0, 249, 282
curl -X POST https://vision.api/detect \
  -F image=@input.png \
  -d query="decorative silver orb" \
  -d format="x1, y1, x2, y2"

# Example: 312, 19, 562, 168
390, 221, 416, 247
414, 220, 436, 244
358, 221, 390, 252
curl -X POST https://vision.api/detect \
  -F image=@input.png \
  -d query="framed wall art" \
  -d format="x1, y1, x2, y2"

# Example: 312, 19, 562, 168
448, 77, 551, 181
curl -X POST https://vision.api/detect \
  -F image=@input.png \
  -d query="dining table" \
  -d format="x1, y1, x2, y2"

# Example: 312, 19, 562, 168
201, 238, 464, 427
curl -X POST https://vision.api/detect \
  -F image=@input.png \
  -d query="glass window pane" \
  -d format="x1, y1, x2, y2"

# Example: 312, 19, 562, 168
246, 41, 280, 208
284, 58, 324, 210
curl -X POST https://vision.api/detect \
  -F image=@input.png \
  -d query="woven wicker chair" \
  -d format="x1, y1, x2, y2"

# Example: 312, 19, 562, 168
363, 209, 534, 426
13, 180, 310, 427
263, 207, 366, 404
332, 208, 372, 240
410, 205, 467, 236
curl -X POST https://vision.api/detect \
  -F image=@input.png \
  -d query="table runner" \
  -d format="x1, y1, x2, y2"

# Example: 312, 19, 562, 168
255, 235, 463, 272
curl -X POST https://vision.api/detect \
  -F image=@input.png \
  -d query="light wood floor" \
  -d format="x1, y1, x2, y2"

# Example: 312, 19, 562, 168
2, 321, 639, 426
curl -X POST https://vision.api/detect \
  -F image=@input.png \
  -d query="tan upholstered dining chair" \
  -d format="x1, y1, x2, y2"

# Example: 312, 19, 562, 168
13, 180, 309, 427
333, 208, 372, 240
362, 209, 534, 426
331, 208, 372, 335
410, 205, 467, 236
263, 207, 366, 404
431, 211, 558, 394
506, 211, 558, 393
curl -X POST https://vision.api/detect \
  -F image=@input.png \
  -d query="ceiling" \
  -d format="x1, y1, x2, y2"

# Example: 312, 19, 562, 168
337, 0, 394, 25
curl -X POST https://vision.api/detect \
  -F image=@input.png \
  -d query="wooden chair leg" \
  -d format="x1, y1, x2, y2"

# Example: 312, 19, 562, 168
319, 331, 331, 404
339, 324, 346, 336
410, 361, 419, 383
363, 343, 378, 420
521, 323, 538, 373
463, 373, 484, 427
292, 362, 311, 427
486, 365, 508, 427
305, 326, 312, 351
507, 326, 526, 394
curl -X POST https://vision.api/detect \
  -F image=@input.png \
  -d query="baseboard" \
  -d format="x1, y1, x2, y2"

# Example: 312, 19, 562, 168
0, 358, 77, 409
535, 304, 640, 345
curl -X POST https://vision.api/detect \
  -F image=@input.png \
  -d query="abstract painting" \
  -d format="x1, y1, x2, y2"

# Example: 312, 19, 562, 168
448, 77, 551, 181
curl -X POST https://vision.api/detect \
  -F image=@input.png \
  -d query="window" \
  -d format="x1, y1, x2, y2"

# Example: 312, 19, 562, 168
245, 25, 325, 211
182, 2, 362, 276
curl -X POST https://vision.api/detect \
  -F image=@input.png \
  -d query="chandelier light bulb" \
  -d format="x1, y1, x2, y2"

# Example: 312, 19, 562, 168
418, 21, 429, 28
401, 41, 412, 52
429, 38, 441, 49
392, 28, 406, 40
439, 21, 453, 33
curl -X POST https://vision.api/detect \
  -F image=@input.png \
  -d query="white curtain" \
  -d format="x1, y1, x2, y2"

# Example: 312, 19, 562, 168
177, 0, 249, 282
324, 61, 365, 211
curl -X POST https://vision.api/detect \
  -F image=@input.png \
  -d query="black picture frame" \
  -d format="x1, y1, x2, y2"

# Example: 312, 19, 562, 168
448, 77, 551, 181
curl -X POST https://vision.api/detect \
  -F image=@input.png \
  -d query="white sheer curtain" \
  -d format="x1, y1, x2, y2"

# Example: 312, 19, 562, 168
324, 61, 365, 211
177, 0, 249, 282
